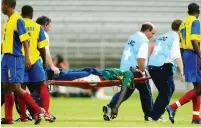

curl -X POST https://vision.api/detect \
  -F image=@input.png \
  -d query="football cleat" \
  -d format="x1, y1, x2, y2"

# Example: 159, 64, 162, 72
192, 119, 201, 124
166, 105, 176, 124
1, 118, 14, 124
102, 105, 113, 121
44, 113, 56, 122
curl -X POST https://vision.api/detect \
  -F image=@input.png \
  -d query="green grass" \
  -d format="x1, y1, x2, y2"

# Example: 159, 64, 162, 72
1, 92, 201, 127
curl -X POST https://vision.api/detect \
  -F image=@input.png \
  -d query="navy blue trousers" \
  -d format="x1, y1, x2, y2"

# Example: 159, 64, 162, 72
109, 79, 153, 117
148, 63, 175, 120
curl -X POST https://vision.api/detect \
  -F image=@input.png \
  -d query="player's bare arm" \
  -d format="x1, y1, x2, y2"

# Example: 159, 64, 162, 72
191, 40, 201, 69
137, 58, 145, 75
192, 40, 201, 59
175, 58, 185, 81
46, 48, 60, 74
22, 40, 31, 69
39, 47, 47, 69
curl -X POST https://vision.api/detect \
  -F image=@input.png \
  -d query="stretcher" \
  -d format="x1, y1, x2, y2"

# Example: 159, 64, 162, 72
48, 77, 151, 89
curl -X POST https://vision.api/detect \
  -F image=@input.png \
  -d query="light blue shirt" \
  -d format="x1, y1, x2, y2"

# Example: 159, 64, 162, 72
149, 31, 180, 66
120, 32, 149, 70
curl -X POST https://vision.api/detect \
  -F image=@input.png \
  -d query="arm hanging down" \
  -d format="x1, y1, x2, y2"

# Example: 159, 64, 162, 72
45, 46, 60, 75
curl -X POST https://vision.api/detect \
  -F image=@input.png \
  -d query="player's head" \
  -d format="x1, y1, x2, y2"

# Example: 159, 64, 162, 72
36, 16, 51, 32
21, 5, 33, 19
140, 22, 156, 39
188, 3, 200, 18
1, 0, 16, 15
171, 20, 182, 33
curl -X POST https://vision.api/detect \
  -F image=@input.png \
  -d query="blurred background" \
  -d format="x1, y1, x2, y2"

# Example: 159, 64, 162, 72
1, 0, 201, 95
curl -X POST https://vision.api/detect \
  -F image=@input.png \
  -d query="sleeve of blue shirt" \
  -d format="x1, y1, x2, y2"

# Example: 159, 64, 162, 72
38, 26, 48, 48
191, 20, 200, 35
17, 19, 27, 36
17, 19, 30, 42
38, 26, 46, 42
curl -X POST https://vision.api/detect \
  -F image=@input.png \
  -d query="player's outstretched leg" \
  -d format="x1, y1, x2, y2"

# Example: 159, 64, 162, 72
15, 84, 45, 125
102, 85, 129, 121
166, 89, 199, 124
111, 86, 128, 118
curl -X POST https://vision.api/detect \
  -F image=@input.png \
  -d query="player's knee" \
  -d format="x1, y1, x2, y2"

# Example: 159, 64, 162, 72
194, 88, 201, 96
39, 81, 46, 86
21, 83, 27, 89
197, 88, 201, 95
1, 82, 9, 88
3, 87, 11, 94
28, 82, 41, 92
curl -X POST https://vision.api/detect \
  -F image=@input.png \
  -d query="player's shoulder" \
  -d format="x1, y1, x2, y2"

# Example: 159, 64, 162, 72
12, 12, 23, 21
32, 21, 41, 29
192, 19, 200, 25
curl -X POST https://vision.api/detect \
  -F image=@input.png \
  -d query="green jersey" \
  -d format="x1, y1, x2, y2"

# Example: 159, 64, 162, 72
101, 68, 134, 88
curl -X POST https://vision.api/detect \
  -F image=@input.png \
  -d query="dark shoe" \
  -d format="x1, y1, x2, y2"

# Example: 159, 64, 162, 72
144, 116, 149, 121
102, 105, 113, 121
166, 105, 176, 124
111, 107, 118, 119
34, 108, 45, 125
192, 119, 201, 124
15, 117, 28, 122
1, 118, 14, 124
44, 112, 56, 122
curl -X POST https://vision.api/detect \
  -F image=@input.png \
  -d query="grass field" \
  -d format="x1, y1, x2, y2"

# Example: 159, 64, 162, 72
1, 92, 201, 127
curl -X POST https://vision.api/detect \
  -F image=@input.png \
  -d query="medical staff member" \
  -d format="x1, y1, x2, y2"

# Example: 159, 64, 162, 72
103, 22, 156, 121
148, 20, 184, 121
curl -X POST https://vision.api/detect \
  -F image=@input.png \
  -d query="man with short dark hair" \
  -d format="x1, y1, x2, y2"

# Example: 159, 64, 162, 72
16, 5, 55, 122
103, 22, 156, 121
148, 20, 184, 121
1, 0, 44, 125
166, 3, 201, 124
36, 16, 60, 75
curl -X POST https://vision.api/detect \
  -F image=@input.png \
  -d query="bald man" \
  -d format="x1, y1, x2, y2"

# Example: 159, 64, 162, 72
103, 22, 156, 121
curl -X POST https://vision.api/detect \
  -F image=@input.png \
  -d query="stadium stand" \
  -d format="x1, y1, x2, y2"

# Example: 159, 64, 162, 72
1, 0, 200, 68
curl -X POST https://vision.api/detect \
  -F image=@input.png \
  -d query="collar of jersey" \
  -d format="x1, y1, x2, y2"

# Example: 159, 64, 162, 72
9, 11, 18, 20
187, 15, 197, 21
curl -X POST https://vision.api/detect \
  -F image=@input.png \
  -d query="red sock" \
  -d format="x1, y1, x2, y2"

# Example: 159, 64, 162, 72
4, 93, 15, 120
18, 86, 27, 119
192, 96, 200, 121
17, 96, 27, 119
19, 92, 41, 113
170, 90, 196, 111
40, 84, 50, 113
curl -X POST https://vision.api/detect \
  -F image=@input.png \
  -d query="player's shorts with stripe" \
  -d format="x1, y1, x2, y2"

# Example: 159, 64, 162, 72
1, 54, 25, 83
24, 59, 46, 82
183, 50, 201, 83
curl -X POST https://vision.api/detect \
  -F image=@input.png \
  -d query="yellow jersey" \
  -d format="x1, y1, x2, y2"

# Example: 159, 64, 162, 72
179, 16, 201, 50
2, 12, 30, 56
23, 18, 48, 64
